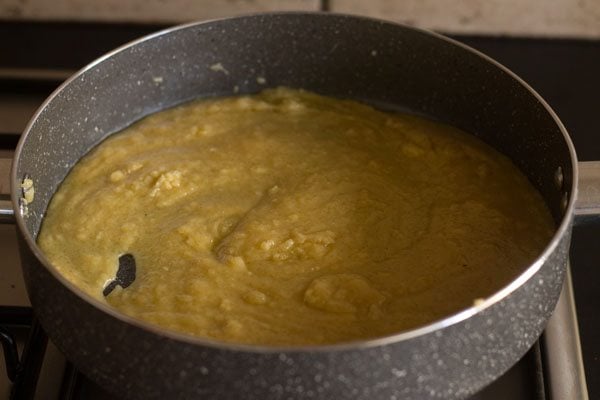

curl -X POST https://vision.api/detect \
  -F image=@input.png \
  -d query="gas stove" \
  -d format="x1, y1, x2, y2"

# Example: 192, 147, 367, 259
0, 21, 598, 400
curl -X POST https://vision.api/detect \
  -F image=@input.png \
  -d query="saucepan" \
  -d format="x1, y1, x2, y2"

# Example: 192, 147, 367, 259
1, 13, 599, 399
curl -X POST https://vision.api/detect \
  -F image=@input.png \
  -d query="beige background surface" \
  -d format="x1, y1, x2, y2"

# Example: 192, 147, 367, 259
331, 0, 600, 38
0, 0, 599, 38
0, 0, 320, 22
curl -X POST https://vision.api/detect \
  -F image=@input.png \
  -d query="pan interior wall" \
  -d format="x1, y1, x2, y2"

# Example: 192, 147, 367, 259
16, 14, 572, 238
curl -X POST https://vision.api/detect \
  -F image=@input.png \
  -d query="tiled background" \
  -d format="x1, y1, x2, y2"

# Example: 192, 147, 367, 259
0, 0, 599, 38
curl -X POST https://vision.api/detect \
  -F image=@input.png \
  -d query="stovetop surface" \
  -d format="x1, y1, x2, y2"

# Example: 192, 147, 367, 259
0, 20, 599, 400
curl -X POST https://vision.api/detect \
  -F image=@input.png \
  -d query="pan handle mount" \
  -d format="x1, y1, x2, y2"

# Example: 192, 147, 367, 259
0, 156, 14, 224
574, 161, 600, 225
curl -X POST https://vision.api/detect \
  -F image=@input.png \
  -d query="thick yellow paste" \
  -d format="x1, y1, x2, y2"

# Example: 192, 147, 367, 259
38, 88, 554, 345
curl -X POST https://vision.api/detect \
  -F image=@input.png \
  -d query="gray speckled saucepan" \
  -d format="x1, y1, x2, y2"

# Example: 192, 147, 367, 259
2, 12, 600, 400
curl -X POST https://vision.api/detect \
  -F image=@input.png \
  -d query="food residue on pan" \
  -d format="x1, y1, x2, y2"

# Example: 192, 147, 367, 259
209, 62, 229, 75
473, 298, 486, 307
21, 177, 35, 205
19, 176, 35, 217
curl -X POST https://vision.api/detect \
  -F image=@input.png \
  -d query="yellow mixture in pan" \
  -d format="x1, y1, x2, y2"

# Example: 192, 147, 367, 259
38, 88, 554, 345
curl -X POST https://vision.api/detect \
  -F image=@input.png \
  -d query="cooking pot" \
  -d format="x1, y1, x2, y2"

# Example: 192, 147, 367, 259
1, 13, 599, 399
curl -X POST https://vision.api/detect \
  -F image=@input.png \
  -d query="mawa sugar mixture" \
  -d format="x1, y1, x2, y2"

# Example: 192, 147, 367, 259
38, 88, 554, 345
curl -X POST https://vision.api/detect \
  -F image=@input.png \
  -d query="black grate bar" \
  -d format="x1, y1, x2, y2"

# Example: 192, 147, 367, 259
0, 326, 20, 382
58, 362, 81, 400
533, 342, 547, 400
10, 319, 48, 400
0, 306, 33, 328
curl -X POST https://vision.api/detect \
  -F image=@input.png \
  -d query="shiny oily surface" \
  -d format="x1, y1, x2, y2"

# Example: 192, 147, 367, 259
37, 88, 554, 346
